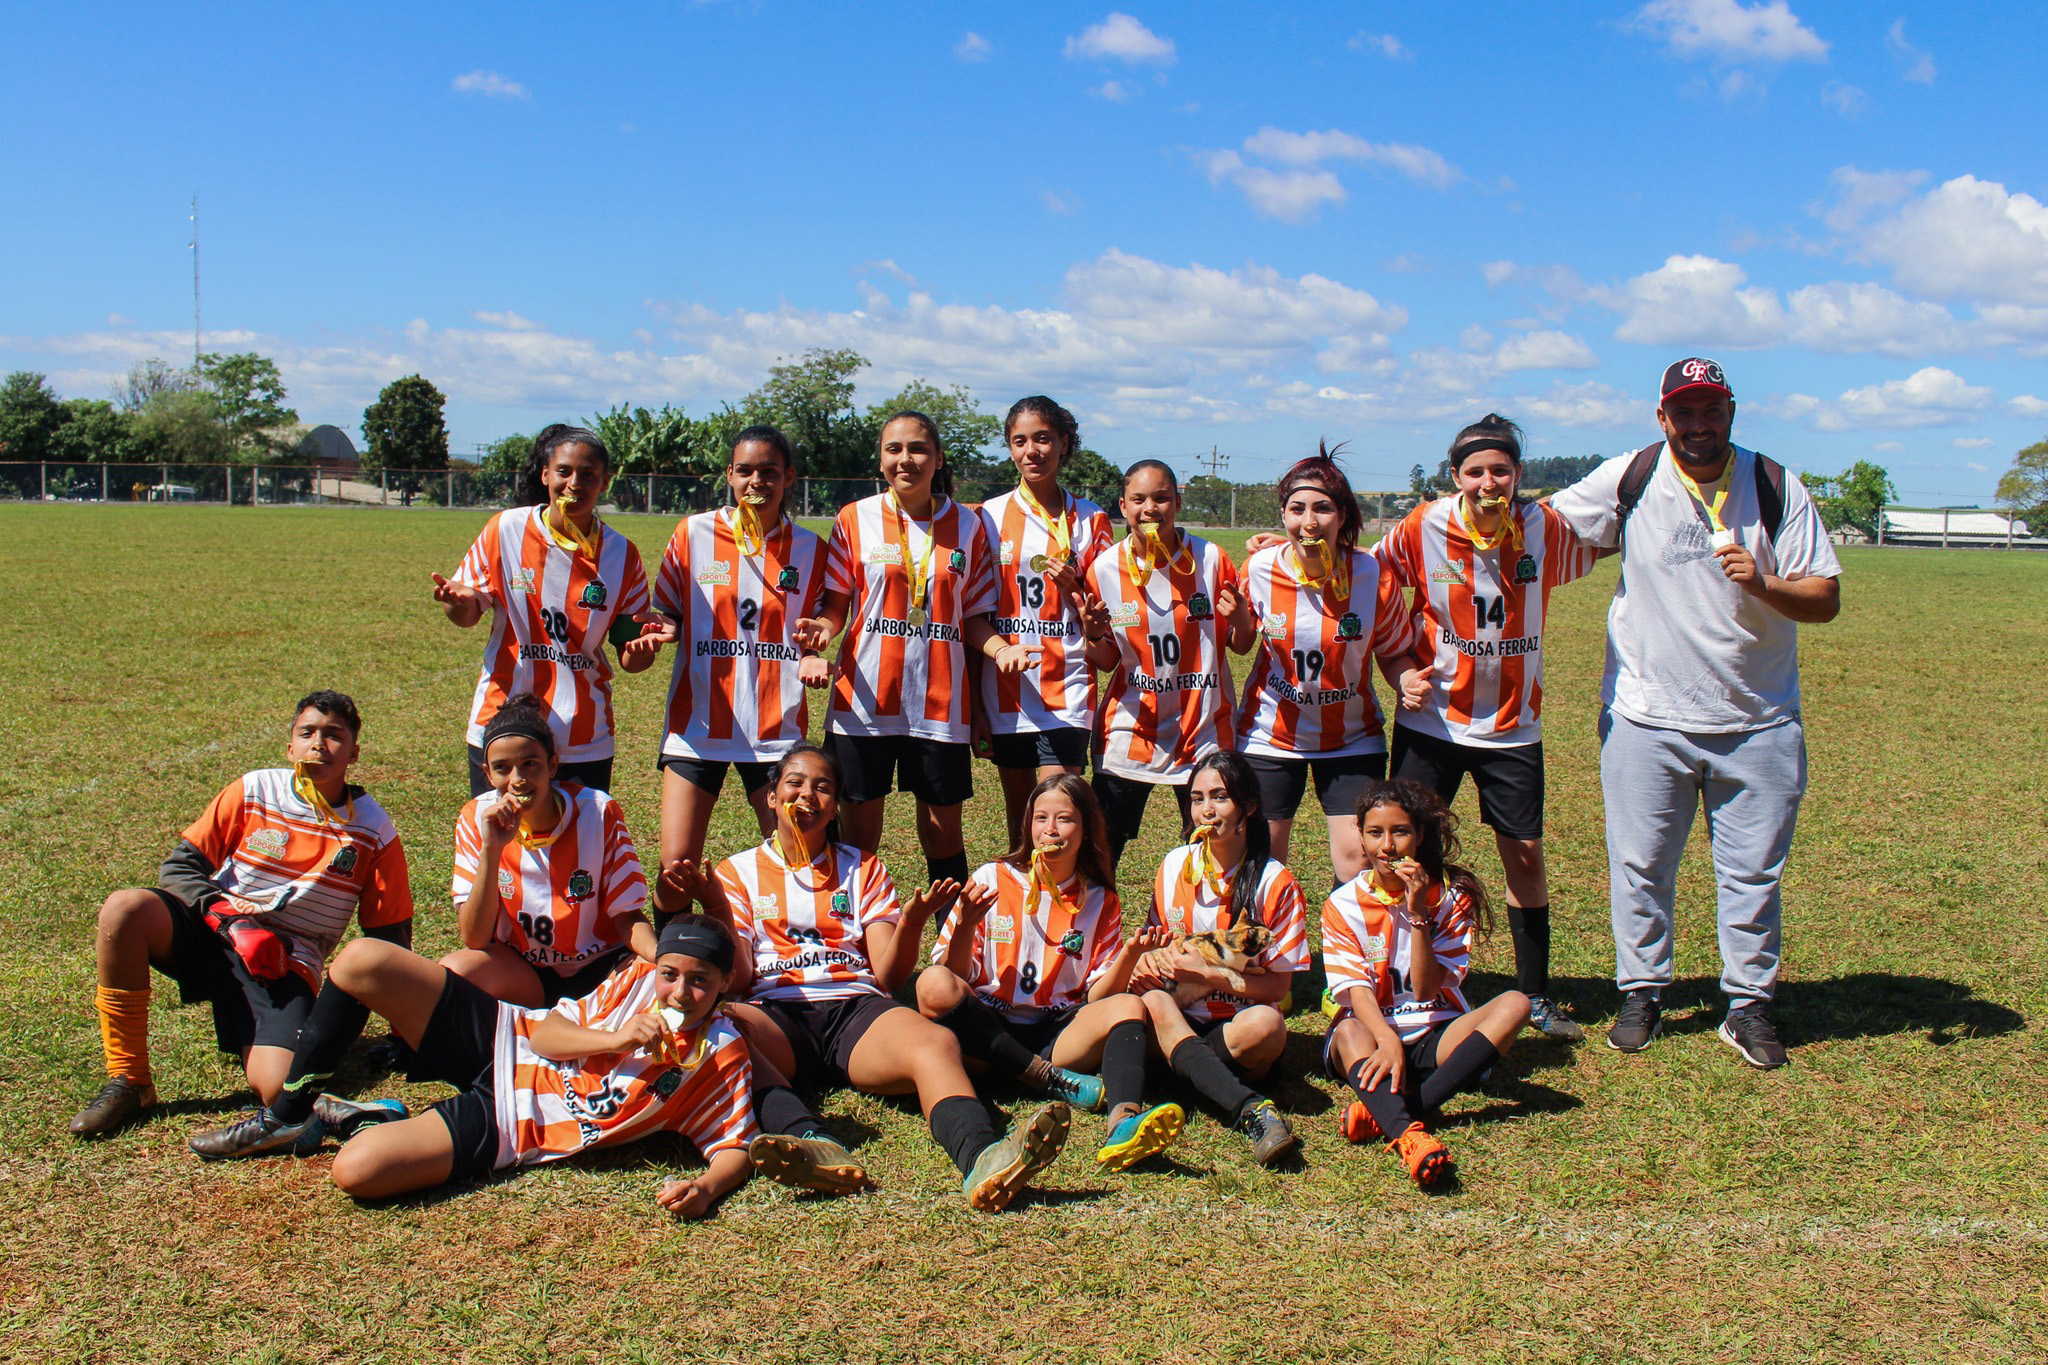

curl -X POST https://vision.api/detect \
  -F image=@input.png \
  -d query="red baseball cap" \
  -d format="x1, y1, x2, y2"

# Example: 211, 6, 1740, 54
1661, 357, 1732, 403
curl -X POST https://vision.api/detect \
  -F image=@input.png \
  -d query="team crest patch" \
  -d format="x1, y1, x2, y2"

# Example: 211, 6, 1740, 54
579, 580, 608, 610
1109, 601, 1143, 628
777, 565, 799, 593
1429, 564, 1466, 585
1057, 929, 1085, 957
999, 540, 1016, 565
497, 867, 518, 900
508, 567, 537, 594
948, 549, 966, 573
829, 890, 854, 920
864, 545, 904, 565
988, 911, 1016, 944
329, 844, 358, 875
652, 1068, 683, 1098
695, 560, 733, 586
1187, 592, 1213, 620
245, 828, 289, 859
1336, 612, 1363, 641
1262, 612, 1288, 640
566, 870, 595, 902
1514, 553, 1538, 584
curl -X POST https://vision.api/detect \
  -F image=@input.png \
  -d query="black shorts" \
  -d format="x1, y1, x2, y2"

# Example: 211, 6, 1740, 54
469, 745, 613, 799
1321, 1016, 1453, 1084
534, 945, 633, 1007
1244, 751, 1387, 821
1391, 725, 1544, 840
827, 732, 973, 807
986, 726, 1090, 772
752, 993, 901, 1085
1092, 770, 1193, 859
660, 753, 778, 799
151, 890, 316, 1056
411, 969, 505, 1184
989, 1002, 1083, 1060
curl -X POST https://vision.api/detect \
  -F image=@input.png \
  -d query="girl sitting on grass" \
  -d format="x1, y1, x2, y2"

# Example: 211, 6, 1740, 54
1321, 778, 1531, 1187
919, 774, 1183, 1173
715, 743, 1071, 1212
185, 914, 759, 1219
445, 693, 658, 1007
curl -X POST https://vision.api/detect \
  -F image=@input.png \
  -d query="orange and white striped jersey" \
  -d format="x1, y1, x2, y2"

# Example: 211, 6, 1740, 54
451, 782, 648, 971
492, 960, 757, 1169
181, 769, 413, 989
975, 488, 1114, 734
718, 840, 901, 1001
452, 506, 651, 763
823, 495, 998, 743
1320, 876, 1475, 1043
1148, 845, 1309, 1023
1088, 531, 1239, 781
1374, 498, 1598, 747
930, 860, 1125, 1022
1237, 545, 1415, 758
653, 508, 829, 762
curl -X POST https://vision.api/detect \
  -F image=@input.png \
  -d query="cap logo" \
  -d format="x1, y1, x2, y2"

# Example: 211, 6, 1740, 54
1682, 359, 1724, 386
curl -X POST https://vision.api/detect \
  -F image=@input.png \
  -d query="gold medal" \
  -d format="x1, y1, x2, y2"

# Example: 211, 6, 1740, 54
1028, 553, 1051, 574
907, 605, 927, 627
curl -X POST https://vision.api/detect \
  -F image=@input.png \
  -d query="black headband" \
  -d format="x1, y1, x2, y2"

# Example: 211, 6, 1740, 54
657, 919, 735, 973
481, 708, 555, 753
1451, 436, 1520, 465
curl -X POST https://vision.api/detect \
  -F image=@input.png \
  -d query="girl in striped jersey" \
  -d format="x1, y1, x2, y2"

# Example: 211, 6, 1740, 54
432, 424, 660, 798
446, 695, 657, 1008
628, 425, 832, 917
1374, 415, 1600, 1041
1132, 752, 1304, 1166
717, 744, 1072, 1212
793, 412, 1036, 893
973, 396, 1116, 846
919, 775, 1185, 1173
1084, 460, 1254, 870
1238, 449, 1424, 884
186, 915, 761, 1220
1321, 780, 1530, 1187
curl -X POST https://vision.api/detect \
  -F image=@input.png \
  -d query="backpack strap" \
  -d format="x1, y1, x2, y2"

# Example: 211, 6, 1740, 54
1751, 452, 1786, 544
1617, 443, 1788, 546
1613, 443, 1663, 549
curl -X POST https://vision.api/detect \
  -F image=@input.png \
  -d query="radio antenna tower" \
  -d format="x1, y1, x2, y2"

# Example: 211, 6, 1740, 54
189, 195, 201, 367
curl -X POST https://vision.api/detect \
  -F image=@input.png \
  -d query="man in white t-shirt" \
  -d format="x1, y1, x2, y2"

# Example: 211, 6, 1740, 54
1548, 358, 1841, 1069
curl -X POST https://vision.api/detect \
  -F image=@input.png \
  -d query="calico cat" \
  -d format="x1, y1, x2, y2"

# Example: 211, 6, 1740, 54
1173, 921, 1274, 1005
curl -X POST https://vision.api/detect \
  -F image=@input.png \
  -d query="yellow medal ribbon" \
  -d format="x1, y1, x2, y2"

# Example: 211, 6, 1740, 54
1672, 459, 1734, 534
734, 496, 770, 557
292, 760, 354, 827
888, 490, 940, 613
1027, 845, 1078, 914
1457, 494, 1523, 557
514, 789, 565, 851
778, 801, 817, 873
1180, 827, 1229, 903
1123, 523, 1195, 583
546, 495, 602, 561
1288, 538, 1351, 604
1017, 482, 1073, 569
651, 1007, 716, 1071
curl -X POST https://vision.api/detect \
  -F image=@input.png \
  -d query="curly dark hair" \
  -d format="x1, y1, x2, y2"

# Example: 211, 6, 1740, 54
1354, 777, 1493, 933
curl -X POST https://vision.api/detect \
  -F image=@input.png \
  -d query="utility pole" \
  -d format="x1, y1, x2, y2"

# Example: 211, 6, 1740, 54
189, 195, 202, 368
1202, 444, 1229, 481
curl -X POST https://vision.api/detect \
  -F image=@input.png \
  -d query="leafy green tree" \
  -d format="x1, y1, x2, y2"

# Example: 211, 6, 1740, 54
51, 399, 144, 464
196, 352, 298, 460
1408, 463, 1427, 494
1996, 438, 2048, 525
738, 348, 878, 478
1521, 454, 1604, 489
477, 432, 534, 476
0, 372, 67, 463
1809, 461, 1896, 537
591, 403, 716, 478
131, 388, 235, 465
361, 375, 451, 474
866, 379, 1002, 477
114, 358, 197, 414
1060, 446, 1124, 498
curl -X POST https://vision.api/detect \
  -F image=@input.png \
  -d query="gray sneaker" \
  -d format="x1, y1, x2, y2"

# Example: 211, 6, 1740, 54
1718, 1006, 1788, 1069
1526, 995, 1585, 1041
188, 1107, 325, 1161
1605, 990, 1663, 1053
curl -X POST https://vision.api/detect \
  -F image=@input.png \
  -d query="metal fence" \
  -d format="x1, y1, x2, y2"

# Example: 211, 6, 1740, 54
1, 461, 1433, 528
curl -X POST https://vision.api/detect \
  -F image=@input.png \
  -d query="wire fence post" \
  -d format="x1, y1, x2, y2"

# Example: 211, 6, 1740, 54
447, 469, 454, 506
226, 464, 233, 506
161, 464, 169, 497
40, 463, 47, 500
1230, 487, 1238, 528
1942, 508, 1950, 550
381, 470, 389, 506
101, 463, 109, 501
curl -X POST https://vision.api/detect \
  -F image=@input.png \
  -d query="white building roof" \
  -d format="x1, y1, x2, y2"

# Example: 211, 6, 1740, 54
1880, 509, 2030, 538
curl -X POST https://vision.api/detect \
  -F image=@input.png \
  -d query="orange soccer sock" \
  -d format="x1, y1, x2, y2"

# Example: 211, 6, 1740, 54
95, 984, 153, 1088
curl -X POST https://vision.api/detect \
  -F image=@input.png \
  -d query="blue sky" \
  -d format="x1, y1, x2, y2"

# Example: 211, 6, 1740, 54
4, 1, 2044, 503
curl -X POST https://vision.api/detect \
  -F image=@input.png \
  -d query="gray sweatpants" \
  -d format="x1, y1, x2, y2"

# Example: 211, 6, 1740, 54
1597, 709, 1807, 1004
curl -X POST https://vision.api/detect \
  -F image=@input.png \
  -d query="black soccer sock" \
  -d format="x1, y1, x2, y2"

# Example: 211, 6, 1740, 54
1417, 1035, 1500, 1111
1204, 1022, 1246, 1073
926, 852, 970, 886
1169, 1036, 1257, 1125
1100, 1020, 1148, 1116
755, 1081, 835, 1144
1344, 1056, 1417, 1138
934, 995, 1041, 1084
270, 981, 372, 1125
1506, 903, 1551, 996
929, 1094, 1000, 1176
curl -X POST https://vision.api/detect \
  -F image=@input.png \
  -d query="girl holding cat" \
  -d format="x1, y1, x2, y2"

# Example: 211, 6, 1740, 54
1321, 778, 1530, 1187
1132, 751, 1308, 1167
919, 775, 1185, 1172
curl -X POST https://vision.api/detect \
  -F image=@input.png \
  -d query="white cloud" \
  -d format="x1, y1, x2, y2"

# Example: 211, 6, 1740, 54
1198, 127, 1460, 221
1952, 436, 1993, 449
1459, 325, 1494, 351
1197, 151, 1346, 224
1062, 249, 1406, 360
1781, 281, 1965, 356
451, 70, 529, 100
1886, 19, 1935, 83
1239, 127, 1459, 190
1633, 0, 1828, 62
1813, 165, 1927, 233
2009, 395, 2048, 419
1613, 255, 1788, 349
1093, 80, 1131, 102
1820, 81, 1866, 116
1858, 175, 2048, 306
1777, 367, 1995, 431
1065, 13, 1176, 64
954, 31, 991, 62
1872, 440, 1904, 452
1349, 31, 1411, 60
1493, 330, 1600, 372
471, 310, 546, 331
1518, 381, 1639, 429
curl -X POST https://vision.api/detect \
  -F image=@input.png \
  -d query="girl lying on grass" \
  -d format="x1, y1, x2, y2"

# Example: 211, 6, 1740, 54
918, 774, 1184, 1173
1321, 778, 1531, 1188
445, 693, 658, 1008
716, 743, 1072, 1212
185, 915, 759, 1220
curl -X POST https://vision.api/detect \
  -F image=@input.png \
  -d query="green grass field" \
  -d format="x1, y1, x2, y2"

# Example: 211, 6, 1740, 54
3, 504, 2044, 1364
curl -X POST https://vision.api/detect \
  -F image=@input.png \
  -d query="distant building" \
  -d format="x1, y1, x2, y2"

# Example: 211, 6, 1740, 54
290, 424, 360, 471
1877, 508, 2033, 548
